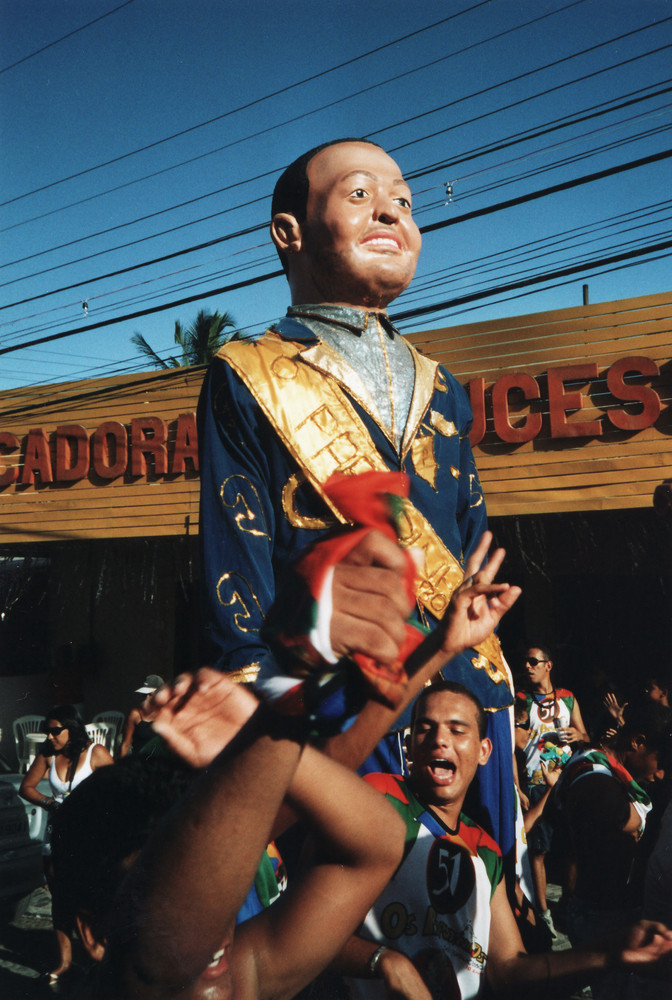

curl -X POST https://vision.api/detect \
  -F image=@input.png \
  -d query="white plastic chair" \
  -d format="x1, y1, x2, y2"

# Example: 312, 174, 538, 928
92, 711, 124, 754
12, 715, 46, 773
85, 722, 111, 749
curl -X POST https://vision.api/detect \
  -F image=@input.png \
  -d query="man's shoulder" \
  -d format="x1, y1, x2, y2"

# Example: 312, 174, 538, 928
458, 812, 502, 860
364, 771, 411, 803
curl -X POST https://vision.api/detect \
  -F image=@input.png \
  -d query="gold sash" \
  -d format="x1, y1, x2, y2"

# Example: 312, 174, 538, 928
219, 334, 510, 693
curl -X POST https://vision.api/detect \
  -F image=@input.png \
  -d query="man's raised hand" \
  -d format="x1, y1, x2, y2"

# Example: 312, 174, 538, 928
438, 531, 521, 658
146, 668, 258, 768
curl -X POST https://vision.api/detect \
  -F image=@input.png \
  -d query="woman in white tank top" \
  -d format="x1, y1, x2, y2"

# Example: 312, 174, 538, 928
20, 704, 113, 987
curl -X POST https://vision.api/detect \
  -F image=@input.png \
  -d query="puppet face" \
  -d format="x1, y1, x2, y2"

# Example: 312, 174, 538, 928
409, 690, 491, 820
297, 141, 421, 309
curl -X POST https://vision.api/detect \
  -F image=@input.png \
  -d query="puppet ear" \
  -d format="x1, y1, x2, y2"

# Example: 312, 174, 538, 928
76, 912, 107, 962
270, 212, 303, 256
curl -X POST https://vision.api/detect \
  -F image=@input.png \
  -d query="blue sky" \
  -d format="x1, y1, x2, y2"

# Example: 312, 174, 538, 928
1, 0, 671, 391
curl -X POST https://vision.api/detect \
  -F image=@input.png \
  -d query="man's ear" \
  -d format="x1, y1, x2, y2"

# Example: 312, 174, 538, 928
270, 212, 303, 256
478, 737, 493, 767
76, 912, 107, 963
630, 733, 647, 752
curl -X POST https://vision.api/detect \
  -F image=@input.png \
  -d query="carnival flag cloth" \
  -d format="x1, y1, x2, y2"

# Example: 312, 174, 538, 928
261, 470, 428, 719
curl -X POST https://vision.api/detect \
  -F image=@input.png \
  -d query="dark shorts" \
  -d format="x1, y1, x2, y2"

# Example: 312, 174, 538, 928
527, 783, 553, 854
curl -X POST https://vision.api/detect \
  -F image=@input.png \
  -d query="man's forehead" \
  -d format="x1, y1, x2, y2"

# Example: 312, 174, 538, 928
307, 142, 408, 188
416, 691, 479, 726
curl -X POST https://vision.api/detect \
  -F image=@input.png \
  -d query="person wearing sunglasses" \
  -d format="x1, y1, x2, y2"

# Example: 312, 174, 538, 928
516, 645, 589, 938
19, 703, 113, 987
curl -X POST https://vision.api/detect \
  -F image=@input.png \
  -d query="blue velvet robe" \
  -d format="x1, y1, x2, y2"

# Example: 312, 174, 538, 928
198, 316, 515, 861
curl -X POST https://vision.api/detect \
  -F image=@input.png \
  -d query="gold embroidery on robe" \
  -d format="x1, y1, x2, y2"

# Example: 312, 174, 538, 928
218, 335, 508, 693
282, 472, 338, 531
220, 475, 271, 539
430, 410, 457, 437
410, 435, 438, 490
469, 472, 484, 508
216, 572, 263, 633
401, 350, 439, 458
450, 466, 460, 480
471, 649, 511, 688
229, 663, 261, 684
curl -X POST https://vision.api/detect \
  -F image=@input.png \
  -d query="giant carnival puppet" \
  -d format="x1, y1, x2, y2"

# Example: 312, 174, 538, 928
198, 139, 516, 863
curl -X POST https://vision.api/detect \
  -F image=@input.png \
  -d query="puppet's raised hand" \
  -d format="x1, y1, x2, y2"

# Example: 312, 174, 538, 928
147, 668, 259, 768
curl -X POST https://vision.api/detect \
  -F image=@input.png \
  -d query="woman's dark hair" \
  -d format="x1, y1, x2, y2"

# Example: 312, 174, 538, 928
43, 703, 90, 757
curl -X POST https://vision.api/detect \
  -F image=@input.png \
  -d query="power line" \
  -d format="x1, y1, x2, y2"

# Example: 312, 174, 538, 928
0, 2, 491, 209
0, 0, 136, 76
3, 147, 671, 358
2, 0, 588, 236
392, 239, 672, 322
419, 148, 672, 236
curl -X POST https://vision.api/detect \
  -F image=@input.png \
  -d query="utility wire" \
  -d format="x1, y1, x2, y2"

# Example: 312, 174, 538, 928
4, 80, 668, 314
1, 0, 587, 235
2, 145, 671, 358
0, 2, 491, 208
420, 148, 672, 236
392, 239, 672, 322
0, 0, 136, 76
6, 31, 665, 274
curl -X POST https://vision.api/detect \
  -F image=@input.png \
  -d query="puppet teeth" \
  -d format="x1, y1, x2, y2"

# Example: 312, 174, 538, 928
208, 948, 226, 968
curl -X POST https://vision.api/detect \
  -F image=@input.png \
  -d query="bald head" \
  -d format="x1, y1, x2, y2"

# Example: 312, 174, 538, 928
270, 140, 421, 309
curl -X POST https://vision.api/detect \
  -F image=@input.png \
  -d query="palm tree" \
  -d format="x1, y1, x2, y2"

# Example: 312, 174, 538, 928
131, 309, 238, 369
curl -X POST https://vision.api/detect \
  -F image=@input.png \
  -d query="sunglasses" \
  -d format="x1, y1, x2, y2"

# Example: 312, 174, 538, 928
46, 726, 66, 736
515, 720, 531, 730
525, 657, 548, 667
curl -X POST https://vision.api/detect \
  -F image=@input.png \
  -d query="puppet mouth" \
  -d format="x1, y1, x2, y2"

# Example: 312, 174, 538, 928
361, 233, 402, 252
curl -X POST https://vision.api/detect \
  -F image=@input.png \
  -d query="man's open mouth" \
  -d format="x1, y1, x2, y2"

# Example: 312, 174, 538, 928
429, 759, 457, 782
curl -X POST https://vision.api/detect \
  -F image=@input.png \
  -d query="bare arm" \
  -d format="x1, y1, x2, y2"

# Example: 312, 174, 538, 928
323, 530, 521, 771
562, 698, 589, 745
332, 937, 436, 1000
19, 753, 53, 808
148, 532, 519, 800
487, 880, 672, 997
234, 743, 406, 1000
105, 692, 306, 998
90, 743, 114, 769
513, 754, 530, 812
523, 761, 559, 834
119, 708, 140, 758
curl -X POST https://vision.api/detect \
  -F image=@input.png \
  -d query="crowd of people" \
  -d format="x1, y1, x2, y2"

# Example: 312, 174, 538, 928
19, 138, 672, 999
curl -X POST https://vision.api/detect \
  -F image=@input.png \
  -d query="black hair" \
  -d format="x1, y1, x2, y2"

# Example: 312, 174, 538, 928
525, 641, 553, 662
51, 755, 194, 942
617, 698, 672, 760
270, 137, 383, 275
412, 680, 487, 739
642, 675, 669, 695
514, 699, 530, 724
43, 703, 90, 758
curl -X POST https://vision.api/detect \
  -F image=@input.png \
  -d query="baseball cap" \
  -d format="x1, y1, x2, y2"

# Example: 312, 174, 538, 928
135, 674, 164, 695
